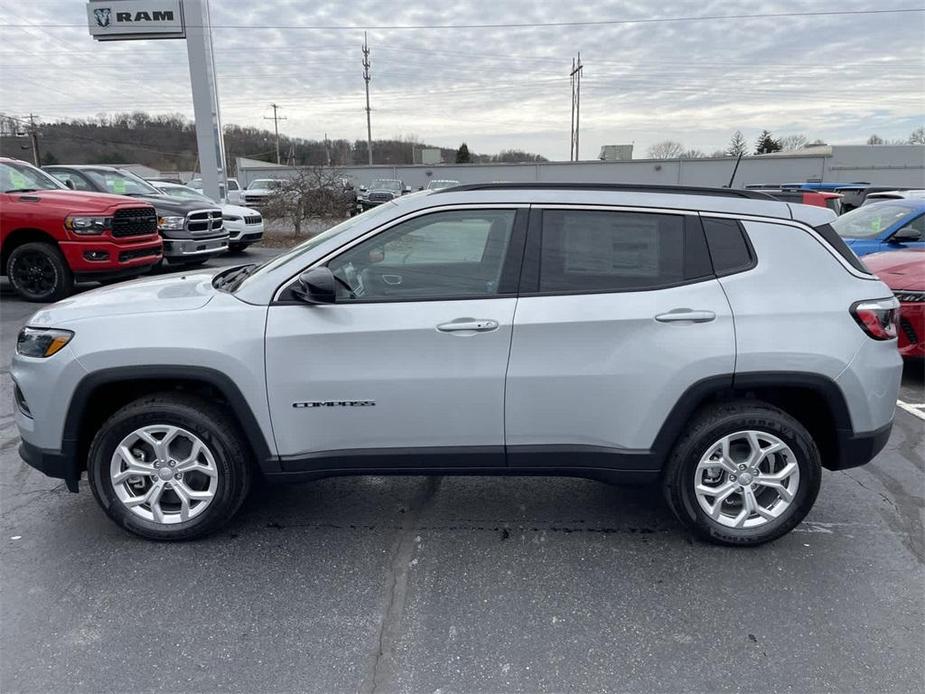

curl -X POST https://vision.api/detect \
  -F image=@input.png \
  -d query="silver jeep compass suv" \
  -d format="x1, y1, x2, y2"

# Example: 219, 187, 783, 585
12, 184, 902, 545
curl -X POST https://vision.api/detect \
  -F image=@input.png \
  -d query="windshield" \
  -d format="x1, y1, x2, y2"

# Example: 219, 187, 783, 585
426, 180, 460, 190
84, 169, 161, 196
157, 185, 212, 203
232, 204, 396, 292
370, 179, 402, 192
1, 160, 65, 192
830, 203, 914, 239
249, 179, 281, 190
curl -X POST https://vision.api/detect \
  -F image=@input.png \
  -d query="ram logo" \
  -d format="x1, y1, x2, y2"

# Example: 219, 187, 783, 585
293, 400, 376, 409
93, 7, 112, 27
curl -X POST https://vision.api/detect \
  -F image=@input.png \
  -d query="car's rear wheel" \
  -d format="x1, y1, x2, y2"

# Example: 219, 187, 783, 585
662, 401, 821, 546
87, 393, 252, 540
7, 242, 74, 302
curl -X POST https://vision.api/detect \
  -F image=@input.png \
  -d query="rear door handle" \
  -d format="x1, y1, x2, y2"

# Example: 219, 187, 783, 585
655, 309, 716, 323
437, 319, 499, 333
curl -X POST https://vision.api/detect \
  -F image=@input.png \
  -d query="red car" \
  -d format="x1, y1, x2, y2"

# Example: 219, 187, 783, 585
1, 157, 162, 302
864, 250, 925, 358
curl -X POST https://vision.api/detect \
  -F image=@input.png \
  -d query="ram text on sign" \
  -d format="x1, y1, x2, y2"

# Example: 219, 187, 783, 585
87, 0, 185, 40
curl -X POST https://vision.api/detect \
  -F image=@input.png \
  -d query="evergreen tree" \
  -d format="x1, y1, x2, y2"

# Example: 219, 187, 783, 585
755, 130, 782, 154
455, 143, 471, 163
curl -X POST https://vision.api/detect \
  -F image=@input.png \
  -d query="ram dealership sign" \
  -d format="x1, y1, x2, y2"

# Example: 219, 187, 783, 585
87, 0, 185, 40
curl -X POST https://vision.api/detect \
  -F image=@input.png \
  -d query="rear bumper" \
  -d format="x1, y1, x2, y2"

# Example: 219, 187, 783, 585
830, 421, 893, 470
59, 237, 162, 274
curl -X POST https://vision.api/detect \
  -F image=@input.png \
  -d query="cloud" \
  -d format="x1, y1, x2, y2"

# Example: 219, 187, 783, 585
1, 0, 922, 159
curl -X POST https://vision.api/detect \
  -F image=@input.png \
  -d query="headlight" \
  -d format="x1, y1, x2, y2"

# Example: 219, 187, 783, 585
222, 214, 242, 222
64, 215, 109, 235
158, 216, 186, 230
16, 327, 74, 358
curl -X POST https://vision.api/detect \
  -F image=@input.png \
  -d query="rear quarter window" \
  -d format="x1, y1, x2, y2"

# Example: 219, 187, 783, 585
701, 217, 755, 276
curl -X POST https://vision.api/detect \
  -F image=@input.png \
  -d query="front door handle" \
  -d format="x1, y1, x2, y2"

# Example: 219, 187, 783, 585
655, 309, 716, 323
437, 318, 499, 333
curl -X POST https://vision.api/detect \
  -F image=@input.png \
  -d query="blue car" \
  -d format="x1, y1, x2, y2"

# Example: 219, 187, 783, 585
830, 199, 925, 256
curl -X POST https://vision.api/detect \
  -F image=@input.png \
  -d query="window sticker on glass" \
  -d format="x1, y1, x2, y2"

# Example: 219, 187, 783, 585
562, 215, 660, 277
111, 177, 126, 194
10, 171, 28, 188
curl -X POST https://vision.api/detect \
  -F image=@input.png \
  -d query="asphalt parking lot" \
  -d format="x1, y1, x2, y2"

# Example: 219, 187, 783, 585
1, 250, 922, 693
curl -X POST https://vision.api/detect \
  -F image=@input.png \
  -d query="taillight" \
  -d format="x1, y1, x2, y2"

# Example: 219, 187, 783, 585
851, 298, 899, 340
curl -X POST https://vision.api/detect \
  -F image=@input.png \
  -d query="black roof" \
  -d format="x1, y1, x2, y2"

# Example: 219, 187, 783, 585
434, 182, 776, 200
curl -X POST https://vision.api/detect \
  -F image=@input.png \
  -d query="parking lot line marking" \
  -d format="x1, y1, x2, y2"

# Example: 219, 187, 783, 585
896, 400, 925, 421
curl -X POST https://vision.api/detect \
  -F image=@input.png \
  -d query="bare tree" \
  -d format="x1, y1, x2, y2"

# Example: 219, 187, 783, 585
263, 166, 349, 237
647, 140, 685, 159
680, 149, 707, 159
867, 134, 884, 145
910, 127, 925, 145
727, 130, 748, 157
778, 134, 808, 151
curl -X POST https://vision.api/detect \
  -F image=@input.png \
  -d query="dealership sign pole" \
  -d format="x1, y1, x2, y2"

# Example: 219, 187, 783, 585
86, 0, 228, 202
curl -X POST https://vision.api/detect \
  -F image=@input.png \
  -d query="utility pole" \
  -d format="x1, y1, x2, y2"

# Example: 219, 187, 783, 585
362, 32, 373, 166
264, 103, 287, 164
27, 113, 41, 166
569, 53, 583, 161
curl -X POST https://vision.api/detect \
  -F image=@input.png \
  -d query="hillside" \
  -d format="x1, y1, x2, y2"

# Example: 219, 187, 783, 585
0, 113, 546, 173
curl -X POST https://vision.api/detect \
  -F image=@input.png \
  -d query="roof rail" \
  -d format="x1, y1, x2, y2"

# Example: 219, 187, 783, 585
434, 182, 777, 200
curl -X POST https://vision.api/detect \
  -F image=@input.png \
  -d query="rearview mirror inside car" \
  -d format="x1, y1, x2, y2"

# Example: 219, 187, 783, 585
293, 267, 336, 304
64, 179, 75, 190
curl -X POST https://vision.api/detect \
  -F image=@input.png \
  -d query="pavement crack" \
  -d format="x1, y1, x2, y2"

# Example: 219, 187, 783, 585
840, 470, 898, 512
362, 476, 440, 694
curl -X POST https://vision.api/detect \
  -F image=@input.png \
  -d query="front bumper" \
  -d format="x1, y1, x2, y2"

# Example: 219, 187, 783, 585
897, 302, 924, 358
19, 441, 79, 490
59, 237, 163, 274
226, 222, 264, 243
162, 234, 229, 259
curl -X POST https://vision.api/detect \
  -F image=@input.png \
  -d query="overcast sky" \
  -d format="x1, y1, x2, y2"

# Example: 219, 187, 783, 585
1, 0, 923, 160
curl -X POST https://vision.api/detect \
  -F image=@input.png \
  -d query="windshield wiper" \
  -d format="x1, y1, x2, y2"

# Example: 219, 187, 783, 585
213, 264, 257, 291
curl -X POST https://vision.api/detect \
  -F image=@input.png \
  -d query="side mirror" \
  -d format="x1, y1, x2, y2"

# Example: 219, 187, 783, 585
359, 186, 368, 193
64, 179, 76, 190
890, 226, 922, 242
293, 267, 336, 304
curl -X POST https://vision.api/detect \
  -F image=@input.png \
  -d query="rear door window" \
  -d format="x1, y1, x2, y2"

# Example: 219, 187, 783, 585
534, 209, 711, 293
701, 217, 755, 276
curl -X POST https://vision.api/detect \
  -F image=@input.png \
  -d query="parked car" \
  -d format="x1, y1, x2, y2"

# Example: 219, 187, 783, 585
864, 250, 925, 359
242, 179, 285, 208
750, 188, 842, 215
1, 157, 162, 302
187, 177, 244, 205
861, 189, 925, 205
45, 165, 227, 266
12, 183, 901, 545
150, 182, 263, 252
425, 179, 461, 191
357, 178, 410, 212
830, 199, 925, 256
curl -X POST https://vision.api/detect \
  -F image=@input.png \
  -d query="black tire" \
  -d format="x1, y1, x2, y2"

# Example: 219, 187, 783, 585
87, 393, 253, 541
228, 243, 249, 253
662, 401, 821, 546
7, 242, 74, 302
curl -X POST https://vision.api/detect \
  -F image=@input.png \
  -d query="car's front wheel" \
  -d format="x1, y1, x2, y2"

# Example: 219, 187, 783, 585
87, 393, 252, 540
663, 401, 821, 546
7, 242, 74, 302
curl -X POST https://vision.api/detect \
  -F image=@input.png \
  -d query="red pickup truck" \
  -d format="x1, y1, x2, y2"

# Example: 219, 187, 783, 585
1, 157, 162, 302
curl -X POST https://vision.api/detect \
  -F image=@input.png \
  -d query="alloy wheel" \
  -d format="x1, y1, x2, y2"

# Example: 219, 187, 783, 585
693, 430, 800, 529
109, 425, 219, 525
10, 250, 58, 297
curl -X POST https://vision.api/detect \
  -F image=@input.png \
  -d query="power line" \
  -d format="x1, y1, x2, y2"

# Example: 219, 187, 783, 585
263, 103, 287, 164
3, 7, 921, 30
